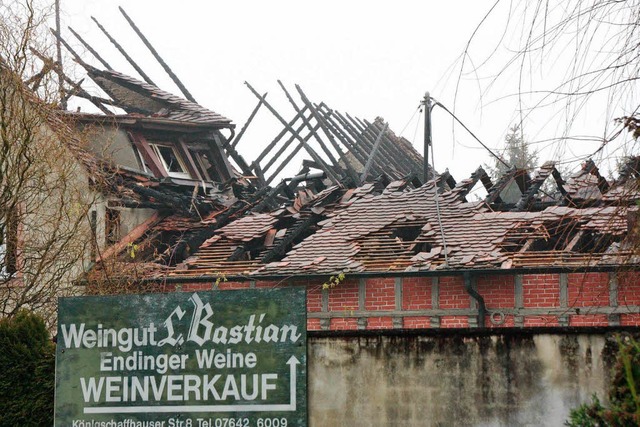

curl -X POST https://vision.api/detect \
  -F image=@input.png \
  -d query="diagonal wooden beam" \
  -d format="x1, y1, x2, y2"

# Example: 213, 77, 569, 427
294, 84, 360, 185
68, 26, 112, 70
91, 16, 156, 86
228, 92, 268, 149
255, 105, 309, 165
361, 123, 389, 182
118, 7, 196, 102
244, 81, 341, 184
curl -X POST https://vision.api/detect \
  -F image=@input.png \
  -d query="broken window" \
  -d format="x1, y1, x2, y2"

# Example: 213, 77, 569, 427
133, 147, 150, 174
150, 143, 191, 179
105, 209, 121, 246
189, 149, 221, 182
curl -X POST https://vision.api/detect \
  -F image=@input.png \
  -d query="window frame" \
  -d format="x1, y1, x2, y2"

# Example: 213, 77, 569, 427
150, 143, 192, 179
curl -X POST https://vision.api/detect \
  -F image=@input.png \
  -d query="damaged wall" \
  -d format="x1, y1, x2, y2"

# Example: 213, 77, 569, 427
308, 332, 615, 427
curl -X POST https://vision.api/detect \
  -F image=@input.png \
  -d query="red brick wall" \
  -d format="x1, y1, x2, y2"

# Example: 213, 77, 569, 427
125, 271, 640, 331
440, 316, 468, 328
217, 281, 251, 290
621, 314, 640, 326
330, 318, 359, 330
523, 274, 560, 308
570, 314, 608, 327
402, 277, 432, 310
568, 273, 609, 307
367, 317, 394, 329
307, 318, 322, 331
364, 278, 396, 311
307, 285, 323, 313
618, 272, 640, 306
478, 275, 515, 309
484, 314, 516, 328
329, 279, 359, 312
403, 316, 430, 328
439, 276, 469, 309
524, 315, 560, 327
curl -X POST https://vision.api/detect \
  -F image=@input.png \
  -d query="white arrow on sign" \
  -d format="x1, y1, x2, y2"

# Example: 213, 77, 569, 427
83, 356, 301, 414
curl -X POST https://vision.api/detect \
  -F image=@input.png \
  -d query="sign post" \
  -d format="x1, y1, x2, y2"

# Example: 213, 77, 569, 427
55, 288, 307, 427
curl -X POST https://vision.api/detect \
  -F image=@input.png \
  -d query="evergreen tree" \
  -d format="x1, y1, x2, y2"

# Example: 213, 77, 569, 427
487, 125, 538, 180
0, 310, 55, 426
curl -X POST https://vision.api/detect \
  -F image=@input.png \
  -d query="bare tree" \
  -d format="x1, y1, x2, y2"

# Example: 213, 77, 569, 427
456, 0, 640, 164
0, 1, 96, 326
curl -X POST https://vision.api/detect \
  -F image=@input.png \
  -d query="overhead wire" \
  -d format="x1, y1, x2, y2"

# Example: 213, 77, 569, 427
420, 102, 450, 267
432, 97, 511, 169
430, 136, 449, 267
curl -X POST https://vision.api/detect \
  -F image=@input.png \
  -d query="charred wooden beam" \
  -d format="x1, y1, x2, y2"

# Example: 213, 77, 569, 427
550, 167, 568, 196
255, 106, 310, 165
513, 166, 552, 211
261, 214, 319, 263
250, 181, 288, 213
49, 28, 90, 69
324, 108, 386, 177
347, 114, 405, 178
294, 84, 360, 185
583, 159, 611, 194
486, 168, 517, 204
244, 81, 341, 184
277, 83, 343, 177
223, 143, 253, 178
91, 16, 156, 86
119, 7, 196, 102
357, 117, 413, 175
262, 113, 315, 174
227, 245, 249, 262
366, 118, 423, 174
514, 169, 531, 194
30, 46, 113, 114
361, 122, 389, 182
263, 112, 328, 181
452, 166, 489, 200
315, 104, 370, 167
68, 26, 112, 70
266, 141, 305, 185
229, 92, 268, 149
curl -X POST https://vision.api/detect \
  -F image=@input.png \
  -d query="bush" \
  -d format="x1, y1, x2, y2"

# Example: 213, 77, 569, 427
566, 336, 640, 426
0, 310, 55, 426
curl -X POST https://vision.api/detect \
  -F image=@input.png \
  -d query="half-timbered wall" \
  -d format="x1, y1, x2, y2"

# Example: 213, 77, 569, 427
173, 271, 640, 331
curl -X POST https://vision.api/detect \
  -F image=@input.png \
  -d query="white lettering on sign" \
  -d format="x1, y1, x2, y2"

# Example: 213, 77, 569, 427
60, 293, 301, 351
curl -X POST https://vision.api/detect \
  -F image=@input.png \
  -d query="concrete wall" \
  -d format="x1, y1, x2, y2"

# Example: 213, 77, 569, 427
308, 332, 615, 427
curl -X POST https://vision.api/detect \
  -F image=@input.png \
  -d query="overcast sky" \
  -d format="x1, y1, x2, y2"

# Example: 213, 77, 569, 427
57, 0, 636, 183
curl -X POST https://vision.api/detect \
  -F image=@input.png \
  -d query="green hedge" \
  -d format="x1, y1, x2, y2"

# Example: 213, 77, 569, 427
0, 310, 54, 426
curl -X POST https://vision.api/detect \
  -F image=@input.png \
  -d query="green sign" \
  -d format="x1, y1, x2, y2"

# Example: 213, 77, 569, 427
55, 288, 307, 427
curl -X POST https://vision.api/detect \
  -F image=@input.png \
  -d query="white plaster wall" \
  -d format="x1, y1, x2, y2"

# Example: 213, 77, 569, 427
308, 334, 612, 426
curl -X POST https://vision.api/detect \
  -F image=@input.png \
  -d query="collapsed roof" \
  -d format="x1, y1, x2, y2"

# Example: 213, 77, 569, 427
28, 8, 640, 280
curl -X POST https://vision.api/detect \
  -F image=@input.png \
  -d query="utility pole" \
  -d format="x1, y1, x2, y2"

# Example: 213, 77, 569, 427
423, 92, 432, 182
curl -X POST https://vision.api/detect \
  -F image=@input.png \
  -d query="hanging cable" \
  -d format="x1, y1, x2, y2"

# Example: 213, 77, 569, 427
432, 99, 510, 169
412, 105, 423, 147
430, 142, 449, 267
399, 104, 422, 138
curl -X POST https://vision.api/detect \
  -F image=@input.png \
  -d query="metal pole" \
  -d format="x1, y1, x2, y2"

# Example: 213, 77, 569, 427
423, 92, 432, 182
